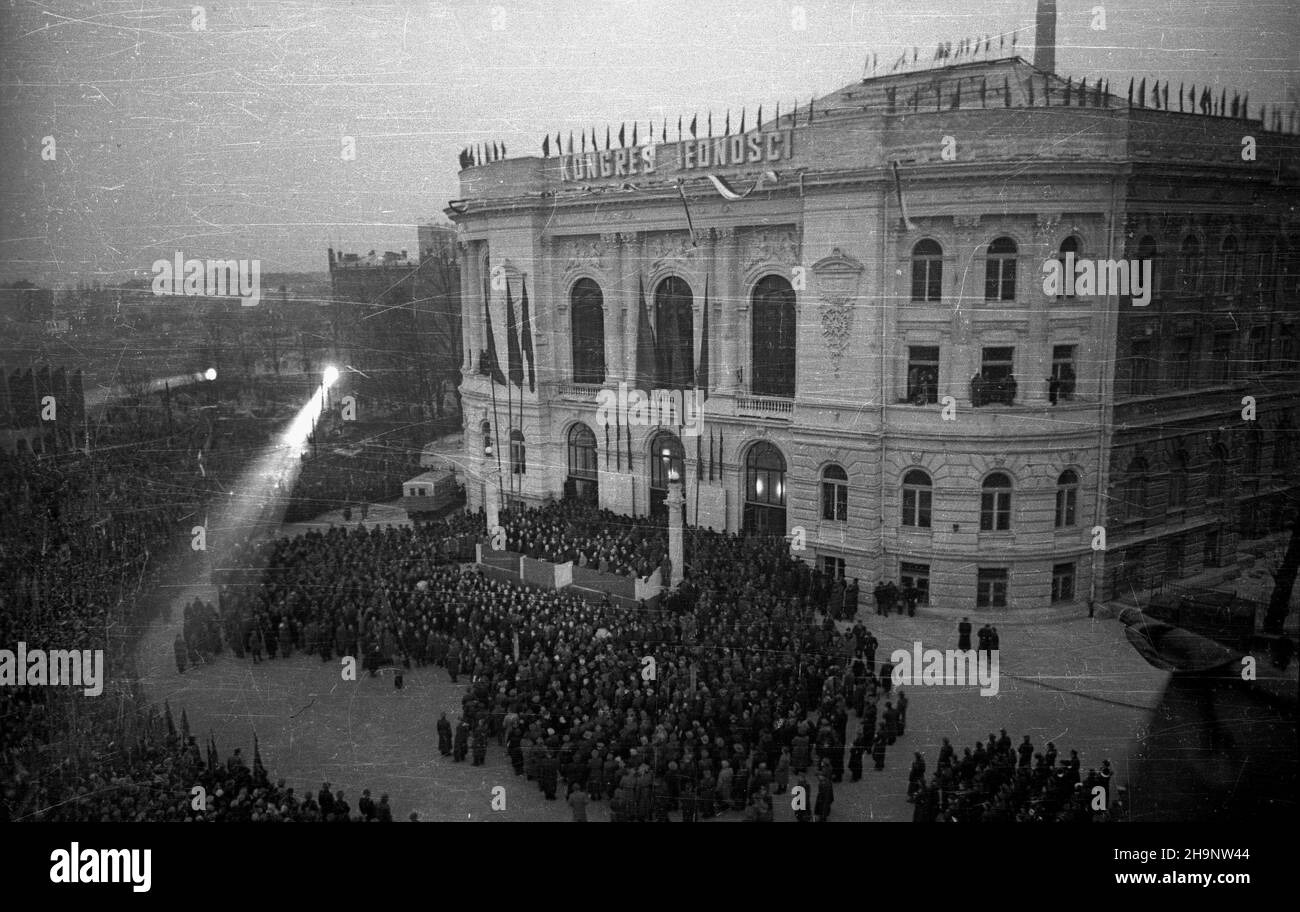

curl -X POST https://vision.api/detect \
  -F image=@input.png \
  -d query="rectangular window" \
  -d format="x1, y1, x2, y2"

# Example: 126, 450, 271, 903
1249, 327, 1269, 372
900, 562, 931, 605
1164, 537, 1184, 581
1050, 345, 1076, 402
1128, 340, 1154, 395
1211, 333, 1233, 383
976, 347, 1016, 406
976, 568, 1009, 608
1203, 529, 1221, 568
819, 555, 846, 580
906, 346, 940, 404
1051, 562, 1075, 603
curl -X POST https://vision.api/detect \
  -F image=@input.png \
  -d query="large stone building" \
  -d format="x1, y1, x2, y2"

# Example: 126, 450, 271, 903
447, 14, 1299, 611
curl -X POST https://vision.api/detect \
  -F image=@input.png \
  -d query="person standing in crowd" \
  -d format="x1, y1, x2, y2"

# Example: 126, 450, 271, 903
437, 712, 452, 757
453, 717, 470, 762
568, 782, 588, 822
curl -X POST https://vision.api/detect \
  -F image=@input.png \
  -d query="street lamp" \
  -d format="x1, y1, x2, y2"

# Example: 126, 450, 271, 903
665, 466, 684, 589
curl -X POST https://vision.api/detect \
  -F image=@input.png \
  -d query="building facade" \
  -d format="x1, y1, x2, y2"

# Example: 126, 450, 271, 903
448, 54, 1299, 611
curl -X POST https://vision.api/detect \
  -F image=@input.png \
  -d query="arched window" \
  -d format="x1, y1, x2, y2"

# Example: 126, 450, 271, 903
911, 239, 943, 302
509, 429, 526, 475
570, 279, 606, 384
984, 237, 1018, 301
1219, 236, 1241, 294
1057, 236, 1081, 299
648, 431, 685, 519
751, 275, 796, 398
902, 469, 933, 528
979, 472, 1012, 531
1206, 444, 1228, 500
1055, 469, 1079, 528
821, 464, 848, 522
743, 442, 787, 535
1168, 451, 1189, 509
1179, 235, 1201, 293
566, 423, 598, 503
654, 276, 694, 388
1123, 457, 1148, 521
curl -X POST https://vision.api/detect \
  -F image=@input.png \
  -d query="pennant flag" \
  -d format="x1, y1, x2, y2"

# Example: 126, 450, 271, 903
739, 107, 746, 133
698, 274, 710, 402
1138, 77, 1146, 107
567, 132, 574, 154
632, 122, 638, 146
696, 430, 703, 481
582, 131, 587, 153
808, 97, 814, 124
676, 181, 698, 245
618, 123, 626, 147
635, 276, 657, 393
708, 111, 713, 136
892, 160, 917, 231
1163, 82, 1170, 110
482, 270, 507, 386
1094, 79, 1104, 107
520, 276, 536, 393
1128, 78, 1134, 105
677, 115, 683, 140
542, 135, 550, 157
690, 114, 697, 138
605, 125, 611, 149
775, 101, 780, 125
1078, 77, 1088, 106
724, 110, 731, 135
505, 278, 524, 388
1219, 88, 1226, 116
756, 104, 762, 128
556, 131, 562, 153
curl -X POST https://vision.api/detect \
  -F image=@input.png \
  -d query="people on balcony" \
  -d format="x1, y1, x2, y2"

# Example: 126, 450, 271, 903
970, 370, 1017, 406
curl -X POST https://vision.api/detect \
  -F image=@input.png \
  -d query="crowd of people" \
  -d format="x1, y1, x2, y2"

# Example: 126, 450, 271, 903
500, 500, 669, 580
213, 511, 920, 821
283, 442, 423, 523
0, 411, 393, 823
908, 732, 1125, 823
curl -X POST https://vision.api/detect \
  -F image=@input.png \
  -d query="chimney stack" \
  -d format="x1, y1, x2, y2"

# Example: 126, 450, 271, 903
1034, 0, 1057, 73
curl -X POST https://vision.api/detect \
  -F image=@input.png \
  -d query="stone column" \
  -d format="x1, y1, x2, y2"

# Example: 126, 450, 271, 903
458, 241, 474, 374
665, 474, 685, 588
718, 228, 740, 392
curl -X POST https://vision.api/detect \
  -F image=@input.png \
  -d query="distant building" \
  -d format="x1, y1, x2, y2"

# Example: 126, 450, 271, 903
327, 224, 462, 419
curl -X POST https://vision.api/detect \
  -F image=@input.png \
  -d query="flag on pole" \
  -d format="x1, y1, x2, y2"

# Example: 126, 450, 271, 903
520, 276, 536, 393
698, 274, 710, 402
676, 181, 699, 245
892, 160, 917, 231
482, 271, 507, 386
504, 279, 523, 389
635, 276, 657, 393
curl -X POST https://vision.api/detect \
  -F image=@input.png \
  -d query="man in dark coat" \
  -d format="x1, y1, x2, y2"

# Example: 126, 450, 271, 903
957, 617, 972, 651
357, 789, 376, 821
538, 750, 559, 800
453, 718, 471, 762
437, 712, 453, 757
317, 782, 335, 820
471, 721, 488, 766
848, 728, 867, 781
872, 727, 887, 770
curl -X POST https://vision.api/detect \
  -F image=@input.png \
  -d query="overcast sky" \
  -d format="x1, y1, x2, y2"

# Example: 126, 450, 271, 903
1, 0, 1296, 286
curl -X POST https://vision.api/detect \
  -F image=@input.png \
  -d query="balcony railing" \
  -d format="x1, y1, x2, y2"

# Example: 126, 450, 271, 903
557, 382, 603, 403
737, 394, 794, 419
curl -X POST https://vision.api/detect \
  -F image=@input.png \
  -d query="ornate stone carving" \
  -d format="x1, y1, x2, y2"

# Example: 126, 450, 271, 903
812, 248, 866, 377
742, 227, 799, 273
1034, 213, 1062, 237
648, 232, 695, 269
560, 236, 605, 274
953, 214, 982, 230
713, 226, 737, 241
